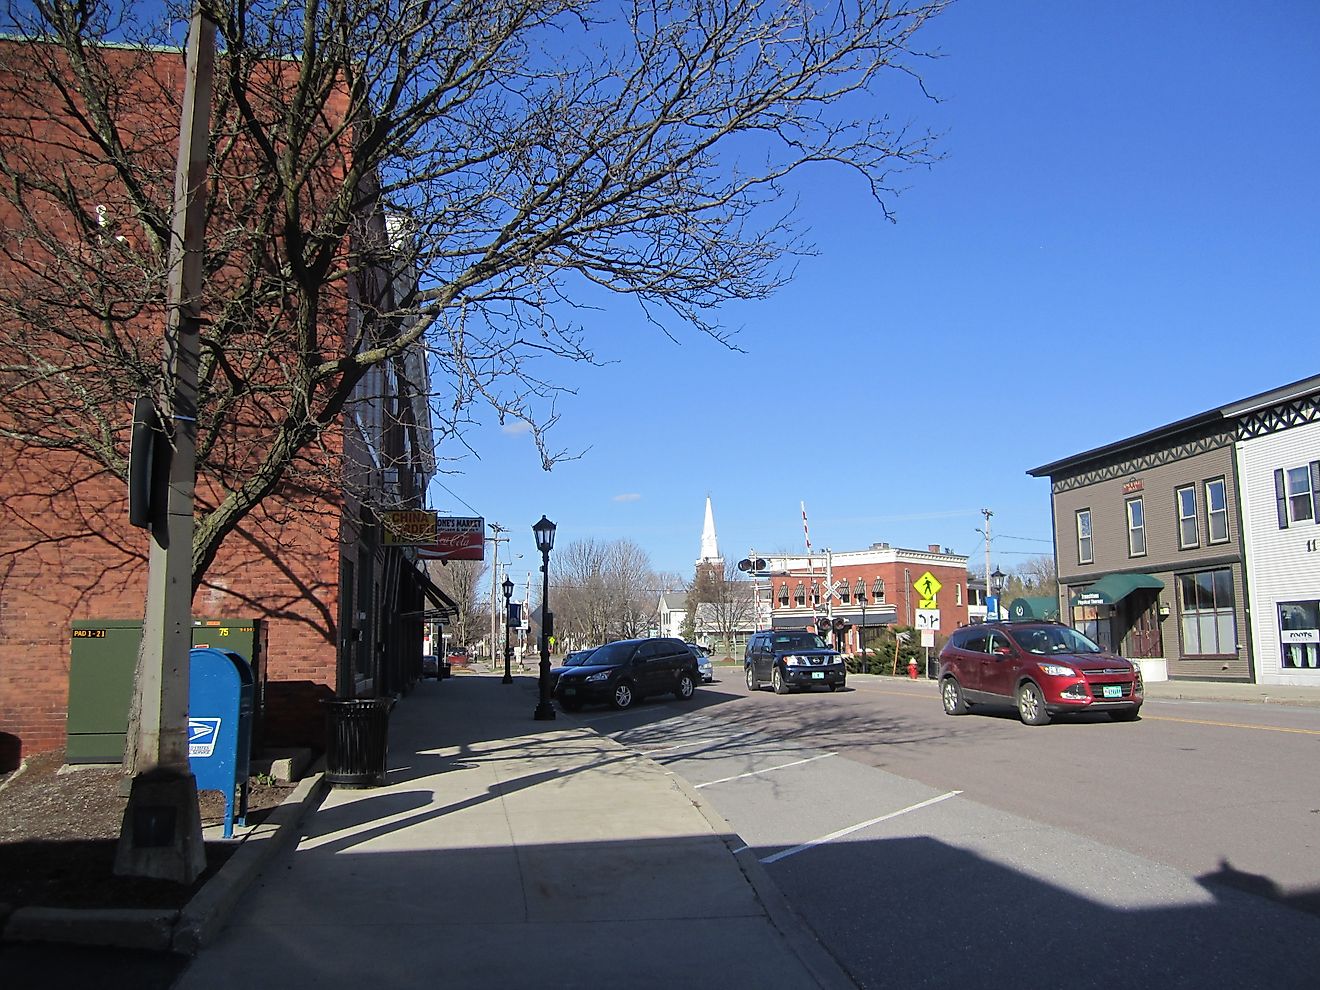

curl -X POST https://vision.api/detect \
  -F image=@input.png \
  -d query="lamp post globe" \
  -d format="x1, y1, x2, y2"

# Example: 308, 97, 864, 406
532, 515, 557, 720
501, 574, 515, 684
990, 566, 1007, 620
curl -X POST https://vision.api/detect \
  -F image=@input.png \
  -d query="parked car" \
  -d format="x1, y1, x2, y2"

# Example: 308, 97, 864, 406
744, 629, 846, 694
554, 637, 700, 711
937, 621, 1144, 726
686, 643, 714, 682
421, 655, 439, 678
548, 647, 599, 693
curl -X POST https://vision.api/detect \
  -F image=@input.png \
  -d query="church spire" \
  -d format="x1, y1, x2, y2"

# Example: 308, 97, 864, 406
698, 496, 722, 566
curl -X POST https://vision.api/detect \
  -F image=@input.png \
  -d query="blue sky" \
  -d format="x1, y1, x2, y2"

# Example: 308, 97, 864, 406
428, 1, 1320, 590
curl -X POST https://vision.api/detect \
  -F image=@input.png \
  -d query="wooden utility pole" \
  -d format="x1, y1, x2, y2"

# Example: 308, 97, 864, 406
115, 5, 214, 883
488, 523, 507, 665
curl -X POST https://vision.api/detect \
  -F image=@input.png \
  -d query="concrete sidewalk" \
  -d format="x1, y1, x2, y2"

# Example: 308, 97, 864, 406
174, 669, 853, 989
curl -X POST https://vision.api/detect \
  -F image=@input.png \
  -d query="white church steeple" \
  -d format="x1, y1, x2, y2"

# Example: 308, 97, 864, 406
698, 496, 722, 567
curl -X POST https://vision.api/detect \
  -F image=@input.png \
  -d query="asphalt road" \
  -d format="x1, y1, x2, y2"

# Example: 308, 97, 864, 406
589, 673, 1320, 989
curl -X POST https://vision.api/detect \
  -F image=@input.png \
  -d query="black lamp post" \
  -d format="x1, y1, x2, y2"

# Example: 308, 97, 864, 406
501, 574, 515, 685
855, 578, 867, 674
990, 566, 1007, 620
532, 515, 557, 720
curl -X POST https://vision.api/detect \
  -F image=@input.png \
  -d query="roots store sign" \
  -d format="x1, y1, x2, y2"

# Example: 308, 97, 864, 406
383, 511, 485, 561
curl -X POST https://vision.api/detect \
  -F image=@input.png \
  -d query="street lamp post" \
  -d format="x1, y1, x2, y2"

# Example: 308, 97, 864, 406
855, 578, 867, 674
502, 574, 514, 685
532, 515, 557, 720
990, 566, 1007, 620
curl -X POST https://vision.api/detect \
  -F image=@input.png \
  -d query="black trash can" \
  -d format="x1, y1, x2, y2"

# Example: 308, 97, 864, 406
323, 697, 391, 787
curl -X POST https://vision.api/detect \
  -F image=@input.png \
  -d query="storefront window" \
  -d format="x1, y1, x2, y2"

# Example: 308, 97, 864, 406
1070, 599, 1109, 651
1279, 600, 1320, 670
1178, 568, 1237, 656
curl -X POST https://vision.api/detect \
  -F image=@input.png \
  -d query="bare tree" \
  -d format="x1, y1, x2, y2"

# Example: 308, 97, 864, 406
427, 559, 488, 651
693, 559, 757, 655
551, 537, 658, 647
0, 0, 949, 588
1004, 554, 1059, 601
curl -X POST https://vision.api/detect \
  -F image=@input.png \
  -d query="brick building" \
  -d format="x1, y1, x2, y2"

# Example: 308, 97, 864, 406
0, 39, 451, 770
762, 543, 970, 652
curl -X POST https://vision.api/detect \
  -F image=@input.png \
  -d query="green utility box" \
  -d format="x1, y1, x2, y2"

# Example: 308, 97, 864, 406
66, 617, 268, 764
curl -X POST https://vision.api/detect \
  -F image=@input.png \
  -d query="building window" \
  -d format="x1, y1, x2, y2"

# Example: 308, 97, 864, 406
1076, 509, 1093, 564
1274, 463, 1319, 528
794, 582, 805, 607
840, 582, 851, 604
811, 582, 820, 606
872, 577, 885, 602
1178, 568, 1237, 657
1205, 478, 1229, 544
956, 583, 962, 606
1176, 485, 1198, 549
1279, 600, 1319, 670
1126, 497, 1146, 557
778, 583, 789, 606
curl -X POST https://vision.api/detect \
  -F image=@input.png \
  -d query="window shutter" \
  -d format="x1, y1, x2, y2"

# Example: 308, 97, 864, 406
1311, 461, 1320, 525
1275, 468, 1289, 529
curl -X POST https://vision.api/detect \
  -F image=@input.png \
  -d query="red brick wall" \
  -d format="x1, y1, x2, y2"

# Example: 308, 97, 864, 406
0, 441, 348, 769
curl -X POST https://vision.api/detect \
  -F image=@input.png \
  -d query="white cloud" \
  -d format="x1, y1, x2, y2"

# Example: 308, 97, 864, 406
613, 493, 641, 503
502, 421, 533, 436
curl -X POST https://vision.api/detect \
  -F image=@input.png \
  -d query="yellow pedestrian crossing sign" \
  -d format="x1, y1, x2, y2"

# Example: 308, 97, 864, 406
914, 571, 941, 610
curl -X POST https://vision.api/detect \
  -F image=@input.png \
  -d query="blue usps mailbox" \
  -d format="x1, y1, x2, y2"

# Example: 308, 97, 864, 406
189, 647, 254, 838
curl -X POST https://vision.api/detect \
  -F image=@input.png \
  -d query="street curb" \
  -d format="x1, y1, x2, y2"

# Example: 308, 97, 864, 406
172, 767, 329, 953
0, 768, 329, 954
668, 769, 859, 990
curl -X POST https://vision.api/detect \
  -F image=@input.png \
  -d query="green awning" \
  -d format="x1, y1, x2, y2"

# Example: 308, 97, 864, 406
1007, 596, 1060, 621
1071, 572, 1163, 607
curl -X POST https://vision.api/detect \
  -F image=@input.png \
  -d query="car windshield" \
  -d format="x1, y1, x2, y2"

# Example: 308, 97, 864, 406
587, 640, 636, 665
1008, 626, 1104, 655
775, 633, 828, 651
563, 649, 597, 666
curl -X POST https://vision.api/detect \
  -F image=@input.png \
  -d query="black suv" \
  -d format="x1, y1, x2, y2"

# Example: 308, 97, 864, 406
553, 637, 700, 711
745, 629, 846, 694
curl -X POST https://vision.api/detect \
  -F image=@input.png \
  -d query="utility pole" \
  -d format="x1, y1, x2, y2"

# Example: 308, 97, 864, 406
488, 523, 507, 665
115, 5, 214, 883
981, 508, 994, 620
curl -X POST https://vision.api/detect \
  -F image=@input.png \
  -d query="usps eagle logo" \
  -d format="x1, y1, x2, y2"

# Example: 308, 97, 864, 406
188, 717, 223, 758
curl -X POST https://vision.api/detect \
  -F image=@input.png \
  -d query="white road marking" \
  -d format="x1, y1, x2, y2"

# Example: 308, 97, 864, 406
759, 790, 963, 864
637, 740, 717, 755
694, 752, 838, 788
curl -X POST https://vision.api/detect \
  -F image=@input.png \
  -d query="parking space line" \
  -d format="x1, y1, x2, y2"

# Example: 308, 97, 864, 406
759, 790, 962, 865
637, 740, 717, 755
694, 752, 837, 789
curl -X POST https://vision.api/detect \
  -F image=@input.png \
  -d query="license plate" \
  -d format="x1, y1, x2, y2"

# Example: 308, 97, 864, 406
812, 671, 824, 680
564, 688, 576, 696
1102, 685, 1122, 699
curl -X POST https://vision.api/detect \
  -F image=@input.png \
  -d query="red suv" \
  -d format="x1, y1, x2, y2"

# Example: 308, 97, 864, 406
937, 621, 1143, 725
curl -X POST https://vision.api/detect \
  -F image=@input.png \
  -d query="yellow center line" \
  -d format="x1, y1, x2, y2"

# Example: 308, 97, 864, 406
1140, 714, 1320, 735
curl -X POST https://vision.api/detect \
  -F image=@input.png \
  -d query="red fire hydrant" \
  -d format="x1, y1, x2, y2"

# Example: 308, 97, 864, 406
908, 656, 919, 679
